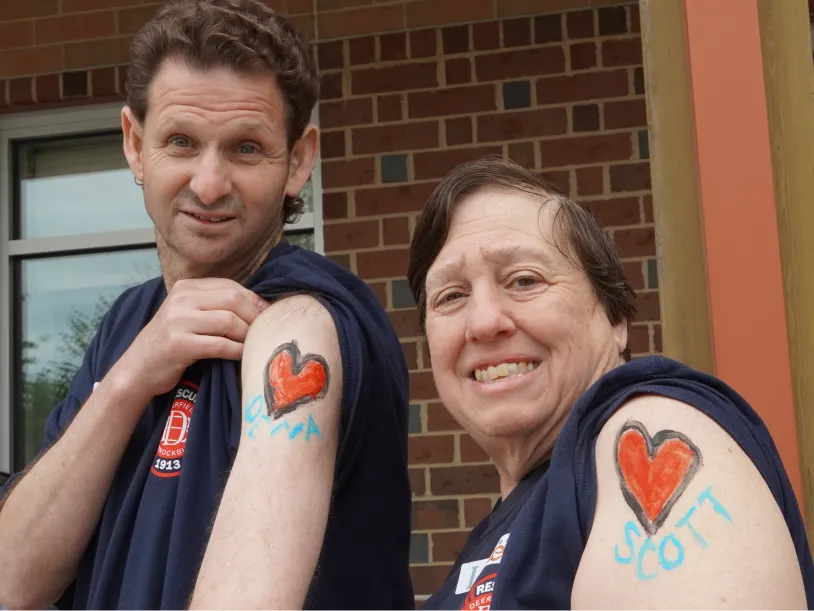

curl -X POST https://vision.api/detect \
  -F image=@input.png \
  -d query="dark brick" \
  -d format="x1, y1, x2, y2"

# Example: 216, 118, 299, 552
323, 219, 379, 251
35, 74, 60, 103
320, 72, 343, 99
62, 70, 87, 97
634, 291, 660, 322
349, 36, 375, 64
602, 38, 643, 67
570, 42, 597, 70
623, 261, 645, 290
381, 154, 409, 183
427, 401, 458, 431
383, 216, 410, 245
414, 146, 502, 179
321, 157, 375, 189
585, 197, 641, 227
409, 404, 422, 434
503, 18, 531, 47
409, 435, 454, 464
599, 6, 628, 36
410, 533, 429, 563
508, 141, 535, 168
610, 162, 651, 192
410, 29, 437, 58
410, 467, 426, 496
573, 104, 600, 131
317, 40, 344, 70
576, 166, 603, 196
502, 80, 531, 110
442, 25, 469, 54
446, 117, 473, 145
615, 227, 656, 258
566, 10, 594, 39
392, 278, 416, 308
356, 183, 438, 216
377, 94, 403, 122
9, 77, 33, 105
473, 21, 499, 50
322, 192, 348, 220
534, 14, 562, 43
320, 130, 345, 158
445, 57, 472, 85
605, 99, 647, 129
631, 5, 641, 33
90, 67, 116, 97
638, 130, 650, 159
380, 32, 407, 61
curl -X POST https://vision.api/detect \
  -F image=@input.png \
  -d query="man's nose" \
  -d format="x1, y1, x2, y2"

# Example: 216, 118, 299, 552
189, 149, 232, 206
464, 287, 516, 344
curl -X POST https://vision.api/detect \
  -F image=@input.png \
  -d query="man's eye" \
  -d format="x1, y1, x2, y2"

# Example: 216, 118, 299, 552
169, 136, 191, 148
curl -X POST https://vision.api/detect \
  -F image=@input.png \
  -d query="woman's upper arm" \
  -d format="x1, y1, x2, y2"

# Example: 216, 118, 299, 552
572, 394, 806, 609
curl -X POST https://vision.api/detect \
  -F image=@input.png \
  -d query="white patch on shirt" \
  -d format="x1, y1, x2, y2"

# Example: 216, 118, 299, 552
455, 533, 510, 594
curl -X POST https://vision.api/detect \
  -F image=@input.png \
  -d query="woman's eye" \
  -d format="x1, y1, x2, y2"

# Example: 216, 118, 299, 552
511, 276, 539, 289
440, 291, 465, 304
238, 143, 258, 155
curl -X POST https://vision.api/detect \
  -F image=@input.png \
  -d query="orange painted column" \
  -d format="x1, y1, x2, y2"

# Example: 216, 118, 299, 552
683, 0, 802, 499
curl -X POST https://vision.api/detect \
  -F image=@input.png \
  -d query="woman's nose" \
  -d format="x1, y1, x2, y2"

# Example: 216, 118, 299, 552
464, 289, 516, 344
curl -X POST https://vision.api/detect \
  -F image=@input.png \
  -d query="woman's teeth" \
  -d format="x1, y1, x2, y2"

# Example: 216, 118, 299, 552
473, 361, 538, 383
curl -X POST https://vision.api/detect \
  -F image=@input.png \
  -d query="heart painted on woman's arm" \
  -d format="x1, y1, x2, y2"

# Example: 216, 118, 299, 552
615, 420, 703, 535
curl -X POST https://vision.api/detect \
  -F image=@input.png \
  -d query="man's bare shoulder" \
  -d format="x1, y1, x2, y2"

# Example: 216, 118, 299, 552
572, 394, 806, 609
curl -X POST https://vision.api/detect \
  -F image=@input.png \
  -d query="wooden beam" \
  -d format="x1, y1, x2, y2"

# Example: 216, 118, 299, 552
639, 0, 715, 374
757, 0, 814, 532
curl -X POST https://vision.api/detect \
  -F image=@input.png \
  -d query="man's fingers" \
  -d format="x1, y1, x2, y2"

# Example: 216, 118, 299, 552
191, 335, 244, 362
188, 310, 250, 343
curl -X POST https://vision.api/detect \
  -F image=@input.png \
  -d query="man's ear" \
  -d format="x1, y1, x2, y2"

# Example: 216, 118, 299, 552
122, 106, 145, 182
285, 123, 319, 197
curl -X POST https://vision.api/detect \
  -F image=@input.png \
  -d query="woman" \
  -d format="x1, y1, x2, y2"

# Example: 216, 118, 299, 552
407, 156, 814, 609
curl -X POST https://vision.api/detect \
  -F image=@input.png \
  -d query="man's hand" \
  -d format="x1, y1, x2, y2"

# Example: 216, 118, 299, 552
116, 278, 269, 398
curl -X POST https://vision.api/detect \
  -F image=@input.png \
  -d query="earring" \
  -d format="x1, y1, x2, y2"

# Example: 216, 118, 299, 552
134, 176, 144, 188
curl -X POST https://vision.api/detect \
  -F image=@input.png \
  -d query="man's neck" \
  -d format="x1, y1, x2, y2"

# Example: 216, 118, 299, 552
159, 233, 282, 292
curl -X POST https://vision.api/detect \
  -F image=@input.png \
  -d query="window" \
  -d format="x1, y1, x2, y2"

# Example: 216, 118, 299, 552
0, 104, 324, 472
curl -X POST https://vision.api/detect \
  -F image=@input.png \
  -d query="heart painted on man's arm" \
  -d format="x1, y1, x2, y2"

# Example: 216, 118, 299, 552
263, 340, 330, 420
615, 420, 703, 536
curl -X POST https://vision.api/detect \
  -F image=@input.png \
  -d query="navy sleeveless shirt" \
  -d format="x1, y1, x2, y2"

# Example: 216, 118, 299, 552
1, 240, 414, 609
423, 356, 814, 610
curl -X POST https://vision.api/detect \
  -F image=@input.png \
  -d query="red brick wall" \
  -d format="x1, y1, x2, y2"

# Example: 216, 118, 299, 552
0, 0, 659, 602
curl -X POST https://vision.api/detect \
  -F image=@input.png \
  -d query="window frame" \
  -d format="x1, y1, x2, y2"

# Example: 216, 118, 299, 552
0, 102, 324, 473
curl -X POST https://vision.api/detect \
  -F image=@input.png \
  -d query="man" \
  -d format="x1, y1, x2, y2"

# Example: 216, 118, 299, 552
0, 1, 414, 608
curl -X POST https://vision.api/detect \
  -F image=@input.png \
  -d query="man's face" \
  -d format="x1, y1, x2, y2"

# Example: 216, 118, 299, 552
122, 58, 316, 280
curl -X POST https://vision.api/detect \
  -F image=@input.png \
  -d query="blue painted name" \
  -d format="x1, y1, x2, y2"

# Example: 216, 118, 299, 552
614, 486, 732, 580
243, 394, 321, 441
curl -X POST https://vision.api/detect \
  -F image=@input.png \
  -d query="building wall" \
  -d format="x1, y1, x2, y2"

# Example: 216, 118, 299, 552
0, 0, 658, 600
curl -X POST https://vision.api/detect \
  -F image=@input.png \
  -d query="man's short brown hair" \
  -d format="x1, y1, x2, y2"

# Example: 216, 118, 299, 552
125, 0, 319, 224
407, 155, 638, 361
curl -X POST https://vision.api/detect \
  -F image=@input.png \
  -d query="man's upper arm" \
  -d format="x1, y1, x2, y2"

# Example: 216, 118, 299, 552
190, 294, 342, 609
572, 394, 806, 609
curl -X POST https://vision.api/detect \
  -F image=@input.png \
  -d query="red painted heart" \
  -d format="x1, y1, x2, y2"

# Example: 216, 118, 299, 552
263, 341, 329, 420
616, 420, 702, 535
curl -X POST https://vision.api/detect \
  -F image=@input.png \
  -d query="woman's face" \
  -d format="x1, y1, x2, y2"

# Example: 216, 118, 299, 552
424, 189, 628, 446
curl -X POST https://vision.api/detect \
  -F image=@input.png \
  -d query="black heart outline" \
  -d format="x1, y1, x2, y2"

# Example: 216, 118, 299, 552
263, 340, 330, 420
614, 419, 703, 536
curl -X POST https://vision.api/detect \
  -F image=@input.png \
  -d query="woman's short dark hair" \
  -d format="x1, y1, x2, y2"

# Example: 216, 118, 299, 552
407, 155, 638, 361
125, 0, 319, 224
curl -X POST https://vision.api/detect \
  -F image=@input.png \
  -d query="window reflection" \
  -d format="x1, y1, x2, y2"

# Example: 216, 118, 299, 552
16, 249, 161, 467
16, 132, 153, 239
